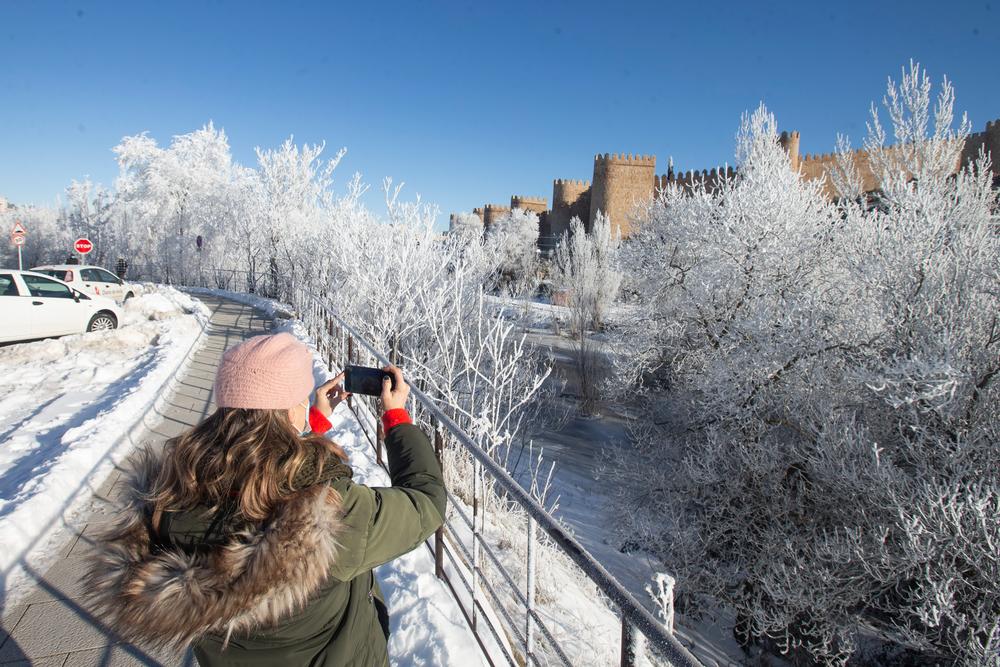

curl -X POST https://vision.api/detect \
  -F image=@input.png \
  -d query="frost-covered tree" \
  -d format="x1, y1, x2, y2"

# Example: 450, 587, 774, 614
110, 124, 238, 282
485, 207, 540, 292
0, 205, 71, 268
612, 65, 1000, 665
448, 211, 484, 241
552, 213, 621, 330
552, 214, 621, 413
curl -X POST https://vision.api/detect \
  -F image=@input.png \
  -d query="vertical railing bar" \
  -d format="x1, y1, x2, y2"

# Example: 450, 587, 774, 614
376, 408, 384, 466
472, 457, 481, 633
525, 516, 537, 666
621, 617, 637, 667
433, 417, 445, 579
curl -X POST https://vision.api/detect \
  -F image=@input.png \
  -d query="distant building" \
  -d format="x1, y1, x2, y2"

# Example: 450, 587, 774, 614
452, 117, 1000, 247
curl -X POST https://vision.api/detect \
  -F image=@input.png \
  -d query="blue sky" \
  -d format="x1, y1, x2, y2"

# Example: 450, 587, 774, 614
1, 0, 997, 226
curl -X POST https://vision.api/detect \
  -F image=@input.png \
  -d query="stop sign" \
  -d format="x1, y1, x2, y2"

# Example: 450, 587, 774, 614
74, 238, 93, 254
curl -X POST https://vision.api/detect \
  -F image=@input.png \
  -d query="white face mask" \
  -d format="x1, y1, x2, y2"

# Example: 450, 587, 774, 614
297, 399, 310, 436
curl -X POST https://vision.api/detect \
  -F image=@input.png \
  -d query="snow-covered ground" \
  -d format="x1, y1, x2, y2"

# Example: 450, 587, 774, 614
0, 286, 209, 606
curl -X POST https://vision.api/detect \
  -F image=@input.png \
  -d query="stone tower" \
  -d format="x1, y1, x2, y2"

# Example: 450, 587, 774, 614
589, 153, 656, 237
988, 119, 1000, 179
779, 130, 801, 172
960, 118, 1000, 179
548, 179, 591, 244
481, 204, 511, 230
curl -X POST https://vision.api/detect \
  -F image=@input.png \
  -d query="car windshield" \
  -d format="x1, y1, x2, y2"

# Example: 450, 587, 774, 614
33, 269, 73, 282
21, 274, 75, 299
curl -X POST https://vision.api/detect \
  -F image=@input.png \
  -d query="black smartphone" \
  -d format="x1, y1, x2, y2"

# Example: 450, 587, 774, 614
344, 365, 394, 397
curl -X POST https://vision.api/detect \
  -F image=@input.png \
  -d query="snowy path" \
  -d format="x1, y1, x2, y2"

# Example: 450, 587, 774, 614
0, 288, 210, 608
0, 292, 483, 666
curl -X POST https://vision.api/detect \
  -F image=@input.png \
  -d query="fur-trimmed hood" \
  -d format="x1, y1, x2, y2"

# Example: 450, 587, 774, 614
82, 447, 346, 649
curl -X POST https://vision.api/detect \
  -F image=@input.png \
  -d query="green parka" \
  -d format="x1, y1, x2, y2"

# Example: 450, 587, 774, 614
83, 421, 446, 667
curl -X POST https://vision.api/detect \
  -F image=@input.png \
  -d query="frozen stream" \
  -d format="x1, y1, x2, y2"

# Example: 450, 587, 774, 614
509, 326, 744, 667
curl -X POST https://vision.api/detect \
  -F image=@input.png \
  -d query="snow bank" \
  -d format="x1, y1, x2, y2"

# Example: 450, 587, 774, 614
0, 286, 209, 605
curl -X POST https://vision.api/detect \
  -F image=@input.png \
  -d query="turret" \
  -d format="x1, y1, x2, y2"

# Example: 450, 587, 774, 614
548, 179, 591, 243
779, 131, 801, 172
589, 153, 656, 237
481, 204, 511, 230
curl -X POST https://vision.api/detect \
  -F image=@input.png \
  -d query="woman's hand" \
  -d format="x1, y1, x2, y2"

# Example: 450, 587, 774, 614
381, 366, 409, 412
314, 372, 351, 418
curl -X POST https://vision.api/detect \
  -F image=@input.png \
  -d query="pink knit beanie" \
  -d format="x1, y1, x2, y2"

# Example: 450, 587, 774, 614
214, 332, 314, 410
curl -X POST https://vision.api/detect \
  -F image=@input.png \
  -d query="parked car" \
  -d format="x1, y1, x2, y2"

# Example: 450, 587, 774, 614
30, 264, 136, 304
0, 269, 123, 344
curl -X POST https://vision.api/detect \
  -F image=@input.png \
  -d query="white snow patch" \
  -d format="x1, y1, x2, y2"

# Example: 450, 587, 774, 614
183, 286, 296, 320
0, 286, 209, 606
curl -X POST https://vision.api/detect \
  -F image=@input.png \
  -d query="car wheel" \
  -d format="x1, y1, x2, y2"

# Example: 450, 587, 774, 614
123, 292, 134, 302
87, 312, 118, 332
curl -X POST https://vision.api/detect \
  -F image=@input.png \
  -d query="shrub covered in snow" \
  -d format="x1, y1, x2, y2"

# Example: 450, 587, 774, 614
612, 65, 1000, 665
484, 207, 541, 293
448, 211, 484, 240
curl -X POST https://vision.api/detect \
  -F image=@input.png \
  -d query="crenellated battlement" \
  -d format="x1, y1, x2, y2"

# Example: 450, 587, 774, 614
593, 152, 657, 167
801, 151, 839, 163
511, 195, 548, 214
657, 165, 735, 193
468, 119, 997, 246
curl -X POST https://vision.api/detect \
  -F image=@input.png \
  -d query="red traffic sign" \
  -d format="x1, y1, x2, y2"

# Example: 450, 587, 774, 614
12, 221, 26, 236
74, 238, 93, 254
12, 235, 25, 246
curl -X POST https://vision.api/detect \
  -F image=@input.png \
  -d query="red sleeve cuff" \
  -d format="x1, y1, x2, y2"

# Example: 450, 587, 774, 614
381, 408, 412, 433
308, 406, 332, 434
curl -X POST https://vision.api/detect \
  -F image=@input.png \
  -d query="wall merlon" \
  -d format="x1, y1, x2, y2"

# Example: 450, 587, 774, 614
593, 152, 657, 167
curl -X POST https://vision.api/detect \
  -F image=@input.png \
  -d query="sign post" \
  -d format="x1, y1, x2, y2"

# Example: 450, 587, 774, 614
11, 221, 26, 270
74, 237, 93, 263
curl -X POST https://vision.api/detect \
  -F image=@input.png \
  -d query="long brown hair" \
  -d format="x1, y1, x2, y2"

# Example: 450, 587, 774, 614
148, 407, 348, 523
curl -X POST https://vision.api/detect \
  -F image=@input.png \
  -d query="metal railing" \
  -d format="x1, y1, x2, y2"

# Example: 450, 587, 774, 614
288, 288, 700, 667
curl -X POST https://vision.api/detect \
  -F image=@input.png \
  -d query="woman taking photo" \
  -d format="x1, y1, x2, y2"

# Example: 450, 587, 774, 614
84, 332, 446, 666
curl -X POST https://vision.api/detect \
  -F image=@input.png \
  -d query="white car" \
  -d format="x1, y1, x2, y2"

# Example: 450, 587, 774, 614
30, 264, 136, 304
0, 269, 123, 344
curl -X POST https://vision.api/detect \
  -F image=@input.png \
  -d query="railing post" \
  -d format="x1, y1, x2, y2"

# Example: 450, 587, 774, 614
525, 516, 537, 666
346, 336, 354, 411
376, 410, 384, 466
621, 617, 637, 667
472, 458, 481, 632
433, 418, 445, 579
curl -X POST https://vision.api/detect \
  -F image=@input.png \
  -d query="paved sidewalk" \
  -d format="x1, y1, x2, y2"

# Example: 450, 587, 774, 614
0, 295, 274, 667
